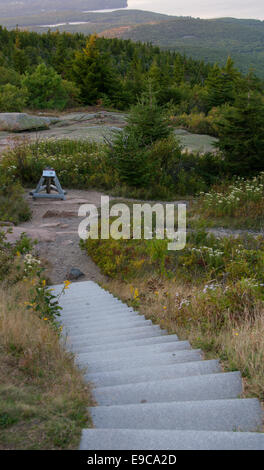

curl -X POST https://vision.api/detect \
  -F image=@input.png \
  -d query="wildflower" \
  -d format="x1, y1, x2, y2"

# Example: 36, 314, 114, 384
42, 279, 46, 287
43, 318, 48, 321
163, 306, 167, 310
64, 280, 71, 289
134, 288, 139, 299
16, 251, 21, 257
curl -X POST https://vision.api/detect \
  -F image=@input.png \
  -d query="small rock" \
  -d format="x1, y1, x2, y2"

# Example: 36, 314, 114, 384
0, 221, 14, 226
62, 240, 73, 246
43, 210, 77, 218
40, 222, 61, 228
68, 267, 85, 280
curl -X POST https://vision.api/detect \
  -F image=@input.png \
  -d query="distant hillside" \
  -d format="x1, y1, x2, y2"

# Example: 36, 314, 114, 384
0, 0, 127, 17
120, 17, 264, 77
1, 7, 264, 77
1, 9, 169, 32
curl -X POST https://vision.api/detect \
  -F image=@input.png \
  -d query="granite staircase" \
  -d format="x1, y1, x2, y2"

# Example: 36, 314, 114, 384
52, 281, 264, 450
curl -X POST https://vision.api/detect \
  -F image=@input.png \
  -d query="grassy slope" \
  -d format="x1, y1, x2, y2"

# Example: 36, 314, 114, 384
0, 281, 93, 449
105, 279, 264, 404
0, 189, 93, 449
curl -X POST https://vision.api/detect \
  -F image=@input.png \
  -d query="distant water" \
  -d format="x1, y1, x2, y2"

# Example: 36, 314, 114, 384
86, 1, 264, 20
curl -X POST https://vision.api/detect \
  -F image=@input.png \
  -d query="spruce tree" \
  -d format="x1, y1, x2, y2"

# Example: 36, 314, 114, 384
206, 57, 239, 107
107, 88, 175, 187
127, 87, 173, 146
71, 34, 118, 105
216, 92, 264, 175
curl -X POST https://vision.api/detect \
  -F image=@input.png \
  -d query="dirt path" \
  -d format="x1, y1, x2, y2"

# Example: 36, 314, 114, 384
16, 189, 111, 284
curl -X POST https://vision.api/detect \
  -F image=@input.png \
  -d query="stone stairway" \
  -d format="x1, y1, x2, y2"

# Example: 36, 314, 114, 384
52, 281, 264, 450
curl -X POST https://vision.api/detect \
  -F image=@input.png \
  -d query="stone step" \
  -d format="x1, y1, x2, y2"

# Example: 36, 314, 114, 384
67, 327, 166, 348
77, 341, 191, 363
72, 334, 179, 354
68, 323, 165, 339
62, 316, 150, 332
77, 349, 203, 373
85, 360, 221, 387
60, 309, 140, 323
60, 304, 136, 316
94, 372, 242, 406
79, 429, 264, 450
60, 300, 123, 309
90, 398, 263, 432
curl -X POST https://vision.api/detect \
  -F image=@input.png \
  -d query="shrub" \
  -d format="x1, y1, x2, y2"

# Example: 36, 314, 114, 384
0, 84, 28, 112
172, 112, 214, 135
22, 64, 75, 110
0, 172, 31, 224
0, 67, 21, 87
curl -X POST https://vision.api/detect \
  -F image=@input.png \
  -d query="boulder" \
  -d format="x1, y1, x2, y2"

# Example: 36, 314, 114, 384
68, 267, 85, 280
0, 113, 54, 132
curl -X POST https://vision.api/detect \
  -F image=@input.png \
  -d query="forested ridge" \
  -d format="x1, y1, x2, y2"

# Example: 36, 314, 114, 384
1, 26, 263, 113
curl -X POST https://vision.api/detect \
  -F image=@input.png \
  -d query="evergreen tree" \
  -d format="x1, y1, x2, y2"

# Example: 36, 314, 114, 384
127, 87, 173, 146
216, 92, 264, 175
71, 34, 118, 105
107, 89, 176, 187
206, 57, 239, 107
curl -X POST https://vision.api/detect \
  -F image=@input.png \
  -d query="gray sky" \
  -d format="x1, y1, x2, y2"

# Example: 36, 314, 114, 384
127, 0, 264, 20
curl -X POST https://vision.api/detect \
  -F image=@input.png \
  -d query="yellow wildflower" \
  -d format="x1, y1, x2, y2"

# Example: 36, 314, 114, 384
16, 251, 21, 257
134, 288, 139, 299
64, 280, 71, 289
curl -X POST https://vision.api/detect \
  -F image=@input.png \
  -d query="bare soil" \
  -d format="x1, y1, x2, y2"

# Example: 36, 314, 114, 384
17, 189, 111, 285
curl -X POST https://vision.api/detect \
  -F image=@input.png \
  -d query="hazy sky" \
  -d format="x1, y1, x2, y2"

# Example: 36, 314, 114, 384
127, 0, 264, 20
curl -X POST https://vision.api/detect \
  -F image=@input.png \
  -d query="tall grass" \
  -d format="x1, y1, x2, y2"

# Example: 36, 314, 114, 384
0, 282, 93, 449
105, 278, 264, 404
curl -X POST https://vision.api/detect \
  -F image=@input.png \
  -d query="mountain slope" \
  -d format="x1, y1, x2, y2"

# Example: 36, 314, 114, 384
0, 0, 127, 17
120, 17, 264, 76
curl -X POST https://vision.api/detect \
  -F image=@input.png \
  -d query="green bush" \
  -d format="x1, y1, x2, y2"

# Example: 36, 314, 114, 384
22, 64, 77, 110
0, 84, 28, 112
0, 173, 31, 224
0, 67, 21, 87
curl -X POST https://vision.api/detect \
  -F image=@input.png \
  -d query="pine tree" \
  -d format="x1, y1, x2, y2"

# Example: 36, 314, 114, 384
216, 92, 264, 175
71, 34, 118, 105
127, 86, 173, 146
107, 88, 175, 187
206, 58, 239, 107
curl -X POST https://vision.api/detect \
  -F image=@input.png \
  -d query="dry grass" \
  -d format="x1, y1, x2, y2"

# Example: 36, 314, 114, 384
105, 278, 264, 405
0, 282, 93, 450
